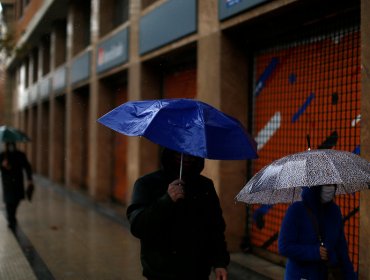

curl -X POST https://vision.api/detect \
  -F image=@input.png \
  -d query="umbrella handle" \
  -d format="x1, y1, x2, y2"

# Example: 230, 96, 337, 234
179, 153, 183, 180
306, 134, 311, 151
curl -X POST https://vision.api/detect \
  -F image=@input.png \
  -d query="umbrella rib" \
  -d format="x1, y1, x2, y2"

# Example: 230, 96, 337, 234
194, 102, 215, 158
268, 188, 276, 205
345, 152, 370, 187
342, 183, 350, 195
140, 104, 164, 137
138, 104, 183, 150
200, 105, 208, 158
324, 152, 344, 185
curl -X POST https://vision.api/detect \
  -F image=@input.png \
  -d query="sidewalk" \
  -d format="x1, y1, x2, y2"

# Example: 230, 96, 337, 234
0, 213, 37, 280
2, 175, 284, 279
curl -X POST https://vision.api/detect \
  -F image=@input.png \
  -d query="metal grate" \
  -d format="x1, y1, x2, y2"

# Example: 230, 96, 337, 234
250, 22, 360, 274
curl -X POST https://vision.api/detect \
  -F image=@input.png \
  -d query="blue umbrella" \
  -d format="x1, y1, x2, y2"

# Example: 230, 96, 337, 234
98, 98, 258, 176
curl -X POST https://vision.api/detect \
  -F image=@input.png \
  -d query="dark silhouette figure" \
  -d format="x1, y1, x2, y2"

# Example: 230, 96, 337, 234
0, 142, 34, 230
127, 148, 230, 280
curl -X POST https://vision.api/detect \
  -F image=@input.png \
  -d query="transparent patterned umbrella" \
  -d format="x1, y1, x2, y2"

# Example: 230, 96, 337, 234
236, 149, 370, 204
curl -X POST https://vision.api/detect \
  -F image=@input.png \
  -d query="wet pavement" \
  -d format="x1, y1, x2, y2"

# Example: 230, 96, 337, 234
0, 175, 279, 279
0, 214, 37, 280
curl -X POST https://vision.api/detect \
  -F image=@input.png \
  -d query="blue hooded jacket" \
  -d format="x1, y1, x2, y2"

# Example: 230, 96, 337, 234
278, 186, 356, 280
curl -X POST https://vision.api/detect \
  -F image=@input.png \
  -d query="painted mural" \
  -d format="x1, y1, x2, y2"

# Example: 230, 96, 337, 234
251, 26, 360, 273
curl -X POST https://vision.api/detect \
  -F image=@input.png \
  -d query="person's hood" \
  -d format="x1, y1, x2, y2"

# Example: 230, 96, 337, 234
5, 142, 17, 152
160, 148, 204, 180
301, 186, 322, 212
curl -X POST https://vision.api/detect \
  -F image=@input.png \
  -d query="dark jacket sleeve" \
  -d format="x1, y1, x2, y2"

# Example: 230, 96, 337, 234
0, 152, 3, 169
332, 207, 356, 279
278, 203, 322, 261
336, 227, 356, 279
126, 175, 176, 240
21, 152, 33, 181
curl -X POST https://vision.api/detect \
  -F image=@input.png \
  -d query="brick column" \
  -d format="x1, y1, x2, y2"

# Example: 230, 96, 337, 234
49, 20, 67, 181
40, 100, 50, 176
126, 1, 160, 204
359, 0, 370, 277
197, 0, 250, 252
35, 46, 43, 174
49, 93, 66, 183
65, 5, 75, 188
25, 56, 32, 163
49, 30, 56, 180
87, 0, 112, 200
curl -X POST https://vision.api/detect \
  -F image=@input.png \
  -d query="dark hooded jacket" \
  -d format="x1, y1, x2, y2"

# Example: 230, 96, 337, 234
278, 186, 356, 280
126, 149, 230, 280
0, 149, 33, 203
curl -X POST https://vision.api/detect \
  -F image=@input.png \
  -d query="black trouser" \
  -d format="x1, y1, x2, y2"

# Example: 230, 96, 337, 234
5, 200, 20, 228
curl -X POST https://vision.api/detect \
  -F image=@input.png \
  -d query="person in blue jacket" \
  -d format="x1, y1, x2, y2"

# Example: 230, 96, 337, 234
278, 185, 356, 280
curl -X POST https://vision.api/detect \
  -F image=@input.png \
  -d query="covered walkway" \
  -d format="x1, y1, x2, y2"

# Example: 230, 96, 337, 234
0, 176, 283, 279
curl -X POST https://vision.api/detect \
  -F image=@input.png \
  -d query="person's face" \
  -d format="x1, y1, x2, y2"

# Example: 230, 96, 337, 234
320, 185, 336, 203
173, 153, 199, 169
165, 151, 203, 179
5, 142, 16, 152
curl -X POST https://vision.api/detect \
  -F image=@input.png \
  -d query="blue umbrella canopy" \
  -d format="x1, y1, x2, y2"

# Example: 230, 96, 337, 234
0, 125, 30, 142
98, 98, 258, 160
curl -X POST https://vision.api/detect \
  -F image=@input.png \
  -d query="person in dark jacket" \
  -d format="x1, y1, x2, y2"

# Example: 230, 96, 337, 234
0, 142, 34, 230
278, 185, 356, 280
126, 148, 230, 280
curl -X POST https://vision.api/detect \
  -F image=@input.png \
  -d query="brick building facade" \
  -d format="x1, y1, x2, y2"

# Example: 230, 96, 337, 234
2, 0, 370, 278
